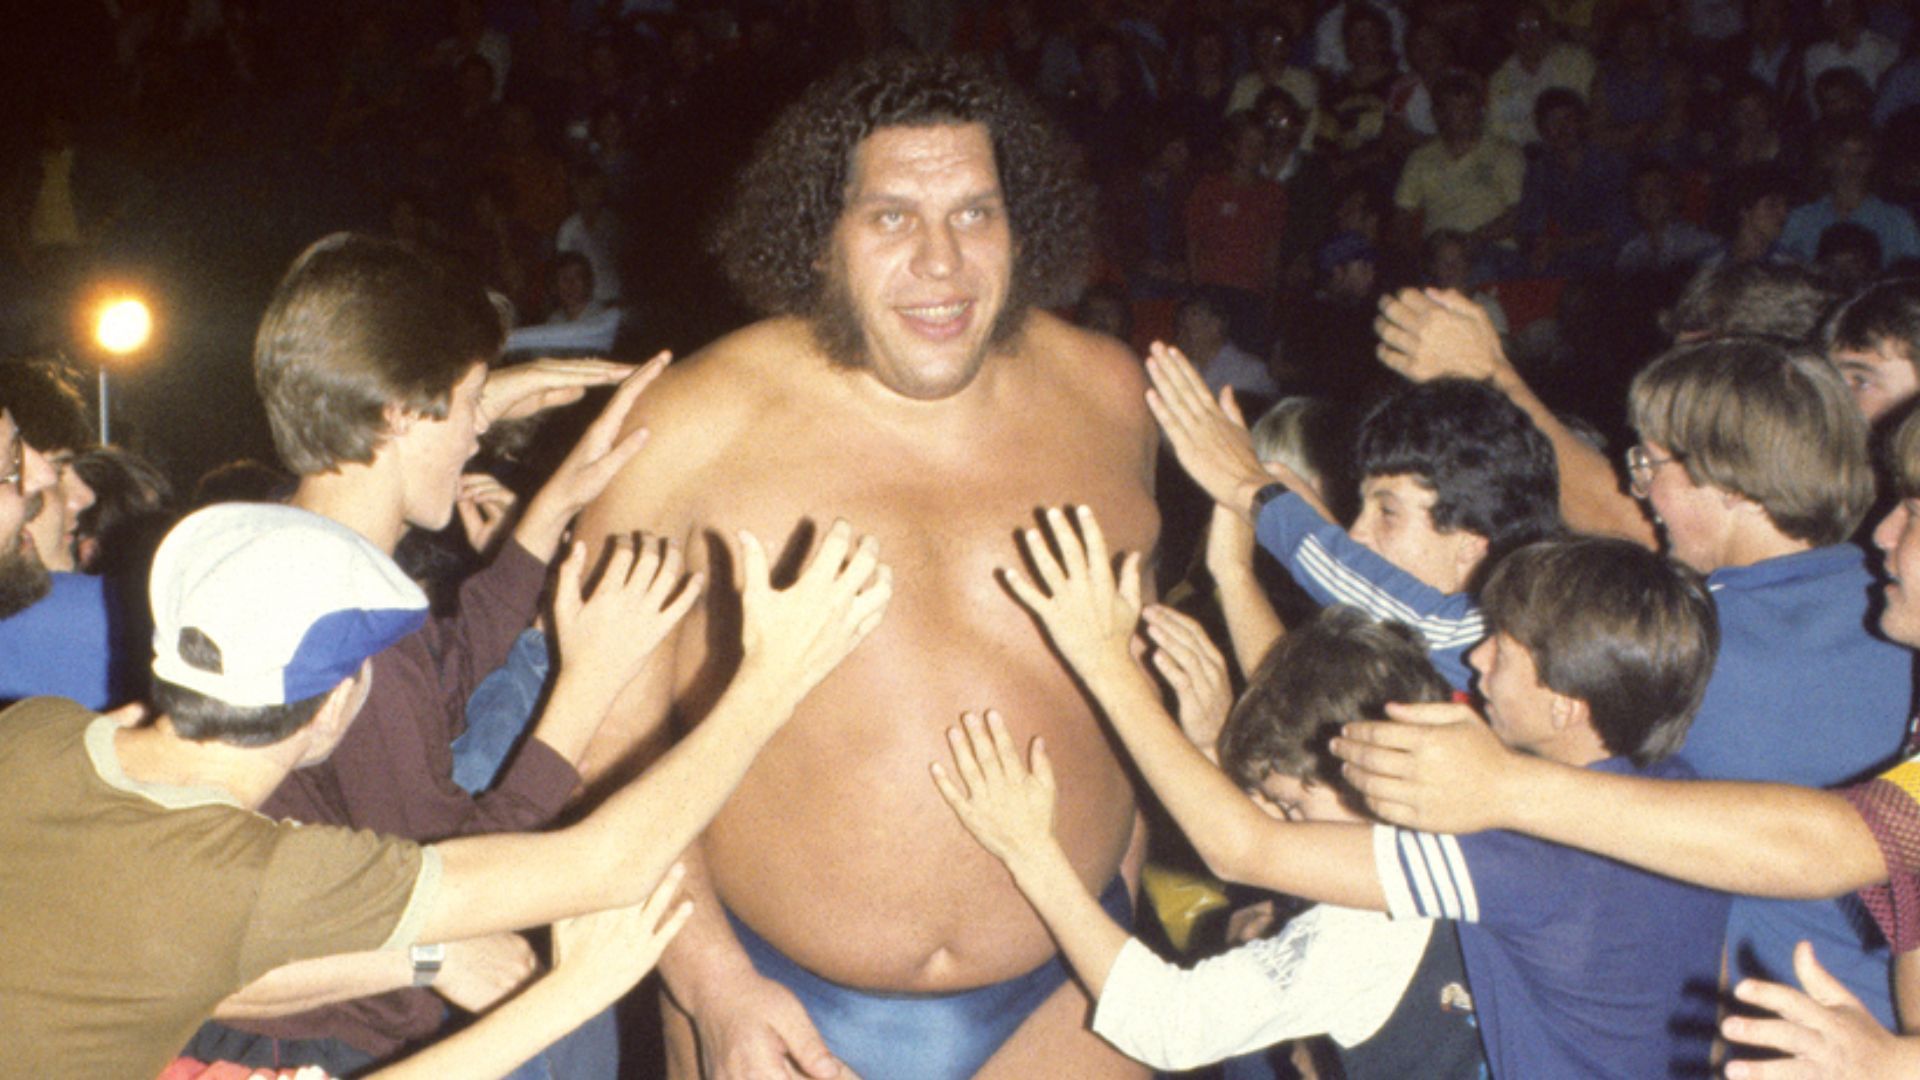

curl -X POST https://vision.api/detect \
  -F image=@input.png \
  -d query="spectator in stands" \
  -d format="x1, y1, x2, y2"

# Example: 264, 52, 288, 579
1112, 120, 1193, 301
1064, 28, 1151, 190
1174, 293, 1279, 403
1160, 19, 1233, 163
1712, 165, 1796, 265
1592, 11, 1688, 157
1384, 20, 1452, 152
1487, 2, 1597, 147
1393, 69, 1525, 281
1187, 112, 1287, 352
1813, 65, 1877, 124
1518, 88, 1630, 277
555, 164, 621, 308
1780, 119, 1920, 266
1313, 0, 1407, 77
1818, 221, 1886, 289
1804, 0, 1899, 110
1615, 159, 1723, 275
1227, 15, 1320, 130
1320, 5, 1401, 181
1740, 0, 1804, 100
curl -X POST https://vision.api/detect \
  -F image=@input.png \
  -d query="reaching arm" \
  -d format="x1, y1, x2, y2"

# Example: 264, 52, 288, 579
1203, 503, 1286, 675
1331, 704, 1889, 898
369, 870, 691, 1080
1004, 505, 1383, 910
1373, 288, 1655, 546
421, 522, 891, 943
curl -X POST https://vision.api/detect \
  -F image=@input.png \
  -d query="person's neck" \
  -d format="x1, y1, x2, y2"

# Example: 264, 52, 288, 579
1719, 518, 1815, 571
1541, 728, 1611, 769
113, 718, 295, 810
291, 467, 407, 554
1833, 182, 1870, 214
1731, 223, 1774, 260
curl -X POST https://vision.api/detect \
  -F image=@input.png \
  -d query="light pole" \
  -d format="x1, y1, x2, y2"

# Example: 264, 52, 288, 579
91, 297, 152, 444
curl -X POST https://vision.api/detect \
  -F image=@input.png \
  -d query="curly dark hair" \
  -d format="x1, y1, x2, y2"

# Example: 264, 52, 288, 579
711, 52, 1094, 335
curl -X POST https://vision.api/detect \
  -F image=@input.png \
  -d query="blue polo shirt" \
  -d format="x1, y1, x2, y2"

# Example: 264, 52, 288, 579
1377, 756, 1730, 1079
1683, 543, 1913, 1028
0, 572, 124, 710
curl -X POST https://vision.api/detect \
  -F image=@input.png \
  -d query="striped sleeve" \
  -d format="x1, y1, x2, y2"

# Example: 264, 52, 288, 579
1374, 824, 1484, 922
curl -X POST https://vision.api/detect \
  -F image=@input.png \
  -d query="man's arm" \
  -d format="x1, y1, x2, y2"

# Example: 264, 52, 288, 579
1373, 288, 1656, 546
1005, 505, 1383, 910
1331, 704, 1888, 897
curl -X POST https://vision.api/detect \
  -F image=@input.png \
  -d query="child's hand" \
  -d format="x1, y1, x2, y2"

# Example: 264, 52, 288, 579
514, 354, 668, 559
1144, 341, 1272, 517
1331, 701, 1514, 833
1003, 505, 1143, 680
552, 534, 702, 698
548, 863, 694, 1010
1142, 605, 1233, 757
456, 472, 519, 555
933, 711, 1058, 870
736, 520, 892, 700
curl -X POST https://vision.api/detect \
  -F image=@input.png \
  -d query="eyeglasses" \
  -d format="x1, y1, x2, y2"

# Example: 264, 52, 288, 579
1625, 444, 1681, 498
0, 442, 19, 493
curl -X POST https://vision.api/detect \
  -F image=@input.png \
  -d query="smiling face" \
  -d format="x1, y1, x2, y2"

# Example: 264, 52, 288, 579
392, 362, 489, 531
1347, 473, 1485, 594
1833, 341, 1920, 424
819, 123, 1016, 401
1635, 440, 1735, 573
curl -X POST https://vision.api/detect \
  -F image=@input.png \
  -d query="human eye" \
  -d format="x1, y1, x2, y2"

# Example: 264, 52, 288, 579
873, 208, 909, 231
954, 204, 997, 227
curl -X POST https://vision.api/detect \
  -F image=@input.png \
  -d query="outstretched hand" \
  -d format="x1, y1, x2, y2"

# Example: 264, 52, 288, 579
737, 520, 892, 701
516, 354, 670, 560
552, 534, 702, 700
932, 710, 1059, 871
1373, 289, 1508, 385
1722, 942, 1920, 1079
482, 356, 646, 424
456, 472, 519, 555
1002, 505, 1144, 682
1142, 605, 1233, 757
1143, 341, 1273, 517
1329, 702, 1514, 834
548, 863, 694, 1017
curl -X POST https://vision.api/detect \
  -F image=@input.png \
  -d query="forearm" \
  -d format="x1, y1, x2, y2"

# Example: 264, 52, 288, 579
653, 841, 760, 1015
1003, 842, 1133, 998
367, 965, 604, 1080
1083, 657, 1380, 906
1502, 759, 1886, 897
427, 669, 791, 940
526, 673, 621, 768
1213, 563, 1285, 675
1482, 361, 1654, 545
213, 949, 411, 1020
509, 495, 573, 563
1898, 950, 1920, 1033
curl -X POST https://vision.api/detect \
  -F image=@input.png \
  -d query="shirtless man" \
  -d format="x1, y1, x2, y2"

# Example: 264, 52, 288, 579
576, 54, 1158, 1079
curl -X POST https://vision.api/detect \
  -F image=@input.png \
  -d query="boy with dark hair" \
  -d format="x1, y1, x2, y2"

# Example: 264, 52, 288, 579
1826, 277, 1920, 423
976, 507, 1726, 1076
1147, 341, 1559, 690
193, 231, 660, 1073
933, 605, 1482, 1078
0, 499, 890, 1077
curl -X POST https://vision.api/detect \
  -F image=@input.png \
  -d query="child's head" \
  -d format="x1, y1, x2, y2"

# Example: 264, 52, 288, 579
1628, 337, 1873, 570
1474, 537, 1718, 767
1219, 606, 1453, 820
1350, 378, 1562, 592
254, 233, 502, 477
1824, 277, 1920, 423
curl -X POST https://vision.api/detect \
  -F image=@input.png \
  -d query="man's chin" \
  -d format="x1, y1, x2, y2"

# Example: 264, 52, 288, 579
0, 547, 53, 620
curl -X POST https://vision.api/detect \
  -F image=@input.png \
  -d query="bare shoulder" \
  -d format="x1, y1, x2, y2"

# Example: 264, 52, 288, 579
577, 318, 805, 542
1019, 311, 1154, 437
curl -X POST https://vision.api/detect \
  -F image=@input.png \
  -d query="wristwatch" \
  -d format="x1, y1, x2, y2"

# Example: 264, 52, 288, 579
409, 942, 446, 987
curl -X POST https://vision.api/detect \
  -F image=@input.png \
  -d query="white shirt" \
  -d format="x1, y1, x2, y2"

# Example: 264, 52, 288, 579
1092, 904, 1435, 1071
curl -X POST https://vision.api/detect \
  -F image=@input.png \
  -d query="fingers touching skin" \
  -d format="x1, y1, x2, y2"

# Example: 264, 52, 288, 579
931, 711, 1058, 868
1142, 605, 1232, 755
1722, 942, 1919, 1080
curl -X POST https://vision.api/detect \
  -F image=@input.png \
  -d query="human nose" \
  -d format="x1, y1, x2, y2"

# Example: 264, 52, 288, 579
912, 221, 960, 279
20, 443, 55, 499
65, 469, 96, 514
1874, 504, 1907, 554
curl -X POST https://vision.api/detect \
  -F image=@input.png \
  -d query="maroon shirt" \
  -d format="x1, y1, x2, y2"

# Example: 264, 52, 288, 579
236, 541, 574, 1056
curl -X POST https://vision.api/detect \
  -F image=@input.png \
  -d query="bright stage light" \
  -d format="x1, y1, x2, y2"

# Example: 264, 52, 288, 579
95, 298, 152, 356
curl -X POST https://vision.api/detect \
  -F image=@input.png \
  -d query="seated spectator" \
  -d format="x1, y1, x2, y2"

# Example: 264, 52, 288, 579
1591, 11, 1688, 157
555, 164, 621, 308
1813, 65, 1877, 124
1780, 119, 1920, 266
1487, 3, 1596, 147
1173, 294, 1278, 402
1803, 0, 1898, 111
1312, 0, 1408, 78
1393, 69, 1525, 281
1111, 120, 1193, 301
546, 251, 606, 325
1517, 87, 1630, 276
1817, 220, 1885, 289
1665, 259, 1843, 340
1187, 112, 1287, 351
1227, 16, 1320, 134
1258, 89, 1335, 293
1614, 160, 1722, 276
932, 606, 1485, 1077
1740, 0, 1803, 101
1062, 29, 1151, 189
1383, 21, 1452, 151
1714, 76, 1799, 177
1319, 5, 1401, 179
1711, 164, 1796, 266
1424, 230, 1509, 337
1159, 19, 1233, 163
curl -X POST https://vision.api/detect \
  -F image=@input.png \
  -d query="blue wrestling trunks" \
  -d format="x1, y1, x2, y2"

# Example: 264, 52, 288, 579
726, 876, 1133, 1080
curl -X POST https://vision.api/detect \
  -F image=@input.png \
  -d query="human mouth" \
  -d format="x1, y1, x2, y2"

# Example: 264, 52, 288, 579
897, 300, 973, 339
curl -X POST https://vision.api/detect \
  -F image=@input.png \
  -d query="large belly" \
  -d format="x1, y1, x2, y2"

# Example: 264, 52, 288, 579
701, 613, 1138, 991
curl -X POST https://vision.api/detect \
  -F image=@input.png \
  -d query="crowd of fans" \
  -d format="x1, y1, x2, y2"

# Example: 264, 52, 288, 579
21, 1, 1920, 1078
